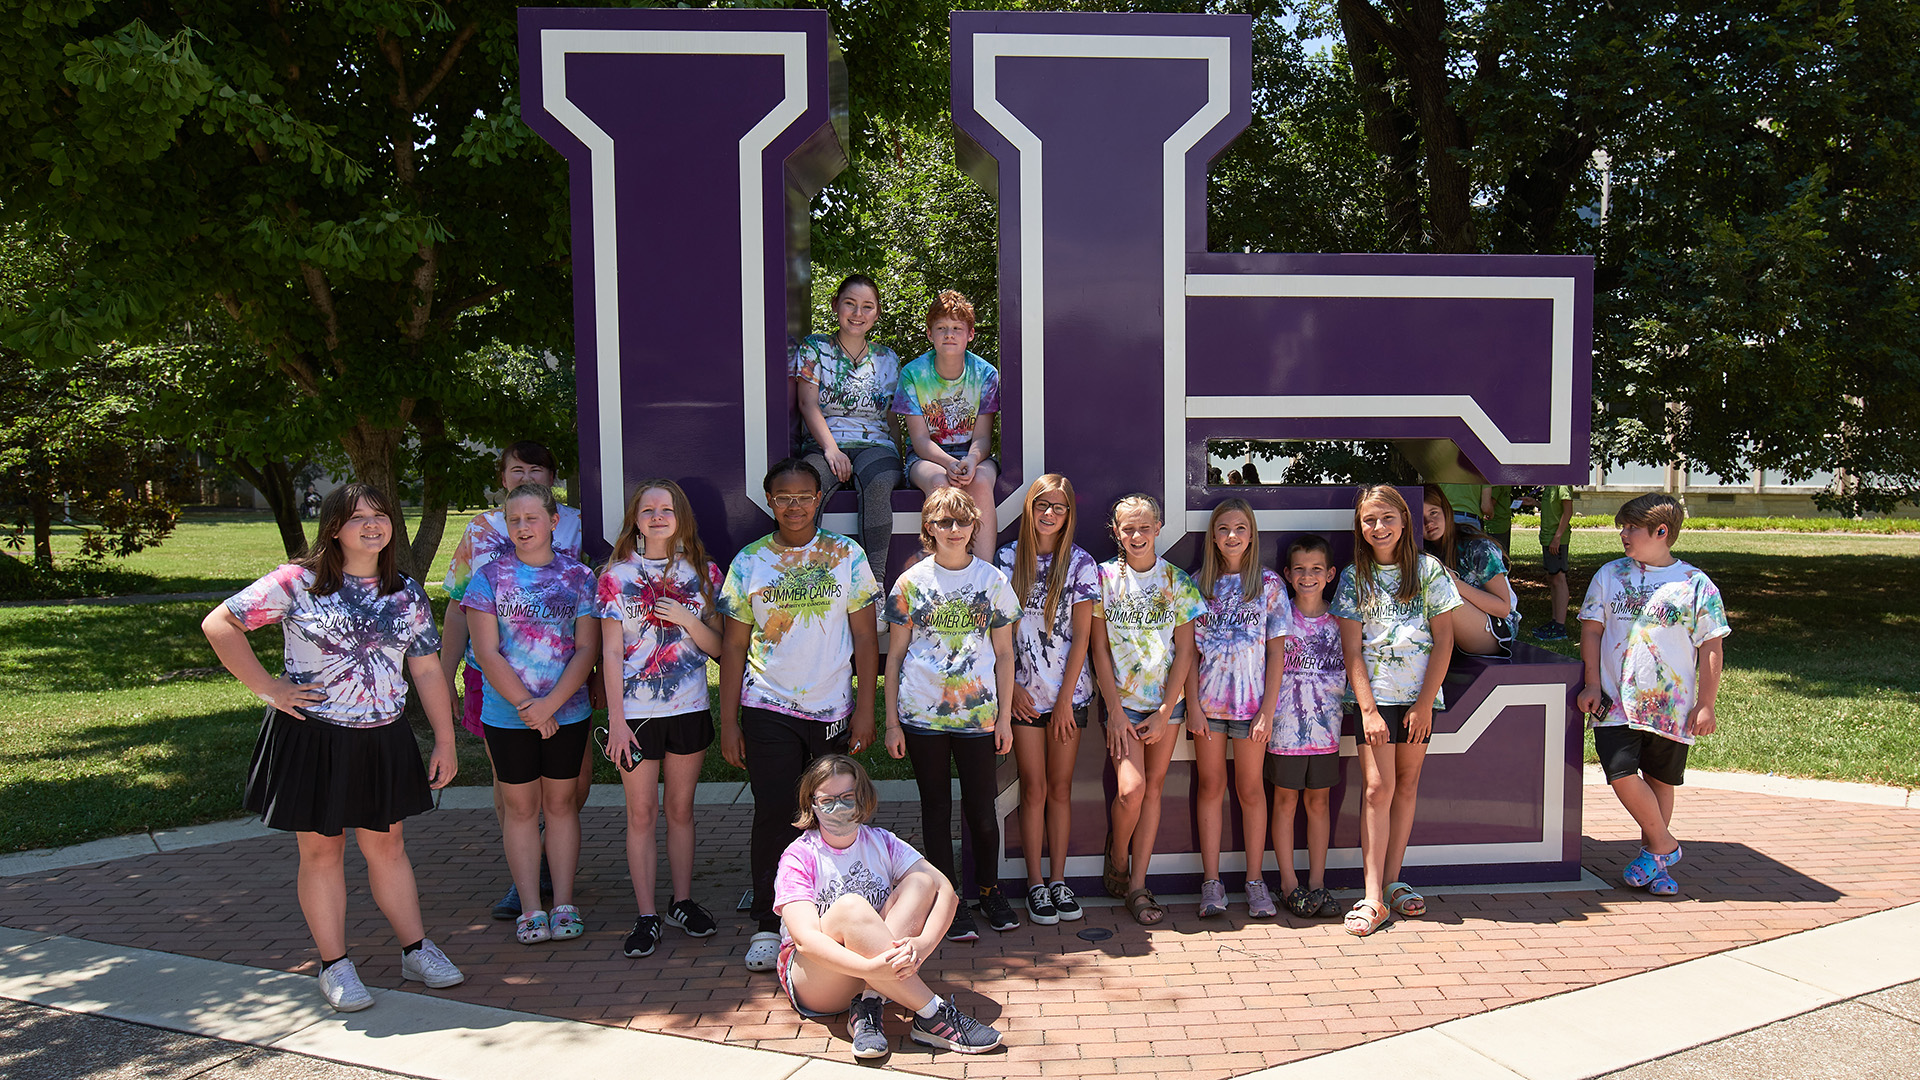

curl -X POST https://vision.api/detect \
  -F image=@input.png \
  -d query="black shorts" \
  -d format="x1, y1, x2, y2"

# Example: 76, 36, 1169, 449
1593, 725, 1689, 786
1266, 752, 1341, 791
1542, 547, 1570, 575
484, 719, 591, 785
1011, 703, 1089, 729
617, 709, 715, 760
1351, 703, 1433, 746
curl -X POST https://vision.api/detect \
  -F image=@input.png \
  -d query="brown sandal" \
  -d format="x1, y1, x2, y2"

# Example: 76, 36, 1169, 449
1125, 888, 1166, 926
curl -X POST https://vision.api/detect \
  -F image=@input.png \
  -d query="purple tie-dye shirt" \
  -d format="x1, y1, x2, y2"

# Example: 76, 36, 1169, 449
1272, 607, 1346, 755
1192, 567, 1291, 723
597, 554, 725, 718
224, 565, 440, 728
461, 553, 597, 730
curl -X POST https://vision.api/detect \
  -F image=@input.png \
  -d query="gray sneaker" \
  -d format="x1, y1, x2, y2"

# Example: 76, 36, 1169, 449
849, 994, 890, 1059
399, 939, 464, 989
910, 997, 1001, 1053
1198, 878, 1229, 917
1245, 879, 1277, 919
318, 959, 373, 1012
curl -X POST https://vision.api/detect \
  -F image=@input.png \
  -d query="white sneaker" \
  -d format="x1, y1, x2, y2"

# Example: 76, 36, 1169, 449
318, 959, 374, 1012
744, 930, 781, 973
399, 939, 465, 989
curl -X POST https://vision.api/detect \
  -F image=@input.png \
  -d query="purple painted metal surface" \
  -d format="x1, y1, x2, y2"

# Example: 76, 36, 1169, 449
519, 7, 1594, 892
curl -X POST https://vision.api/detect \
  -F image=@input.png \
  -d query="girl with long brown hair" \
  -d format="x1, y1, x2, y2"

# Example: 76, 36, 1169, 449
596, 478, 725, 959
202, 482, 463, 1012
1329, 485, 1462, 936
993, 475, 1099, 924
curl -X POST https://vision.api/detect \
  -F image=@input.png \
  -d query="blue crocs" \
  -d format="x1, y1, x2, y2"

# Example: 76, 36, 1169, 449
1648, 866, 1680, 896
1624, 843, 1682, 889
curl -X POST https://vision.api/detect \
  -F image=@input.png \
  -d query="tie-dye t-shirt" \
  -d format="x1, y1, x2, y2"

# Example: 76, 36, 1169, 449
891, 351, 1001, 448
1273, 607, 1345, 755
443, 505, 584, 602
1578, 558, 1731, 744
597, 554, 725, 719
772, 825, 924, 947
224, 565, 441, 729
718, 531, 879, 724
1193, 567, 1292, 722
1330, 554, 1464, 708
1094, 558, 1208, 714
461, 553, 597, 730
886, 557, 1022, 733
994, 542, 1099, 708
1444, 535, 1520, 637
789, 334, 902, 450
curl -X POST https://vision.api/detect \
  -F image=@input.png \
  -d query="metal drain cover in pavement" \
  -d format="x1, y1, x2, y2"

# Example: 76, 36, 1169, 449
1076, 927, 1113, 941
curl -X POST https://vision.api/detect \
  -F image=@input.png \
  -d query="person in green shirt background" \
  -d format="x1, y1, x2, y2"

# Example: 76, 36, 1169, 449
1486, 485, 1515, 552
1435, 483, 1488, 530
1532, 485, 1575, 641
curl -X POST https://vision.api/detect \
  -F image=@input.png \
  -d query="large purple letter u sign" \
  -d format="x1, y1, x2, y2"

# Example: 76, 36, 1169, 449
521, 8, 1593, 889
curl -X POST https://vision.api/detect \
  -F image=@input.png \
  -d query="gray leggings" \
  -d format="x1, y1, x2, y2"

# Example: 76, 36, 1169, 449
802, 444, 902, 580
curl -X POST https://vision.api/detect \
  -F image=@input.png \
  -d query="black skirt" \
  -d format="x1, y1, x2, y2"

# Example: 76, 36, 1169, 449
243, 709, 434, 836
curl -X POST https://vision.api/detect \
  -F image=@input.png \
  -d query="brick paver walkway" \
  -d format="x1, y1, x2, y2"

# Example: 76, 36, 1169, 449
3, 787, 1914, 1080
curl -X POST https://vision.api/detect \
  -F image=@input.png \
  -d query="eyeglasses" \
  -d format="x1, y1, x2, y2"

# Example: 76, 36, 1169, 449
1033, 500, 1071, 516
769, 493, 819, 508
812, 794, 858, 812
928, 518, 972, 531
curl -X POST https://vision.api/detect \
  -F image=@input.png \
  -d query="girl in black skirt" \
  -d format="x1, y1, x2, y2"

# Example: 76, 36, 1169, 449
202, 483, 464, 1012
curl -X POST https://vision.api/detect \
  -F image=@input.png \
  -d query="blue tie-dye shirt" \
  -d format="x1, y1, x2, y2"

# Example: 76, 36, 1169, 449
462, 552, 597, 730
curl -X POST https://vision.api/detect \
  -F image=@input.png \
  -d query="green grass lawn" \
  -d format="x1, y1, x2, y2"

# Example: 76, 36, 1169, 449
1507, 528, 1920, 787
1, 517, 1915, 852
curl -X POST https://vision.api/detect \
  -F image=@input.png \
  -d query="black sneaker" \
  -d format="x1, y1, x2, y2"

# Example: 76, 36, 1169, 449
910, 997, 1002, 1053
1049, 881, 1084, 922
977, 886, 1020, 932
945, 901, 979, 942
1532, 620, 1568, 641
849, 994, 890, 1059
665, 898, 718, 938
1024, 883, 1059, 926
622, 914, 663, 958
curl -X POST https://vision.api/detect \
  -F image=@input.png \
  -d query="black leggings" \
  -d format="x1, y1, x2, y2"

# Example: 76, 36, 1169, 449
902, 727, 1001, 892
803, 445, 901, 581
743, 707, 848, 932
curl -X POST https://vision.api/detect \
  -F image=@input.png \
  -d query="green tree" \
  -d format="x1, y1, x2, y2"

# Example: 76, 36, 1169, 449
0, 3, 572, 576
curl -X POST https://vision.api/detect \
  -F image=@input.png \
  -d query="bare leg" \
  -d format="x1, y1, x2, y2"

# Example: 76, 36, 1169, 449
791, 888, 942, 1014
356, 824, 426, 944
662, 750, 705, 902
1231, 735, 1269, 884
499, 779, 545, 911
966, 462, 999, 560
1128, 727, 1182, 892
541, 773, 581, 908
1045, 724, 1081, 883
1357, 741, 1397, 909
1549, 571, 1569, 625
1382, 743, 1429, 884
1107, 737, 1147, 882
1270, 788, 1301, 894
1302, 788, 1331, 891
295, 832, 349, 958
1612, 774, 1679, 855
1448, 605, 1502, 656
621, 758, 661, 913
1193, 728, 1229, 881
1013, 725, 1049, 887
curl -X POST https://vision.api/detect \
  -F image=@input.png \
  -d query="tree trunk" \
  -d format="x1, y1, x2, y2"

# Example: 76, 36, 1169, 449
1340, 4, 1424, 250
230, 457, 310, 558
29, 486, 52, 569
406, 401, 451, 581
337, 419, 422, 578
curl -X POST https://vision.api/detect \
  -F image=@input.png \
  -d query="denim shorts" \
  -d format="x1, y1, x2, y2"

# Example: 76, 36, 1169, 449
1204, 715, 1254, 739
1120, 702, 1186, 726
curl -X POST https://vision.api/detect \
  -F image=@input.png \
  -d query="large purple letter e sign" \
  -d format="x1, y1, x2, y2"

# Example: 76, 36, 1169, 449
521, 9, 1593, 889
